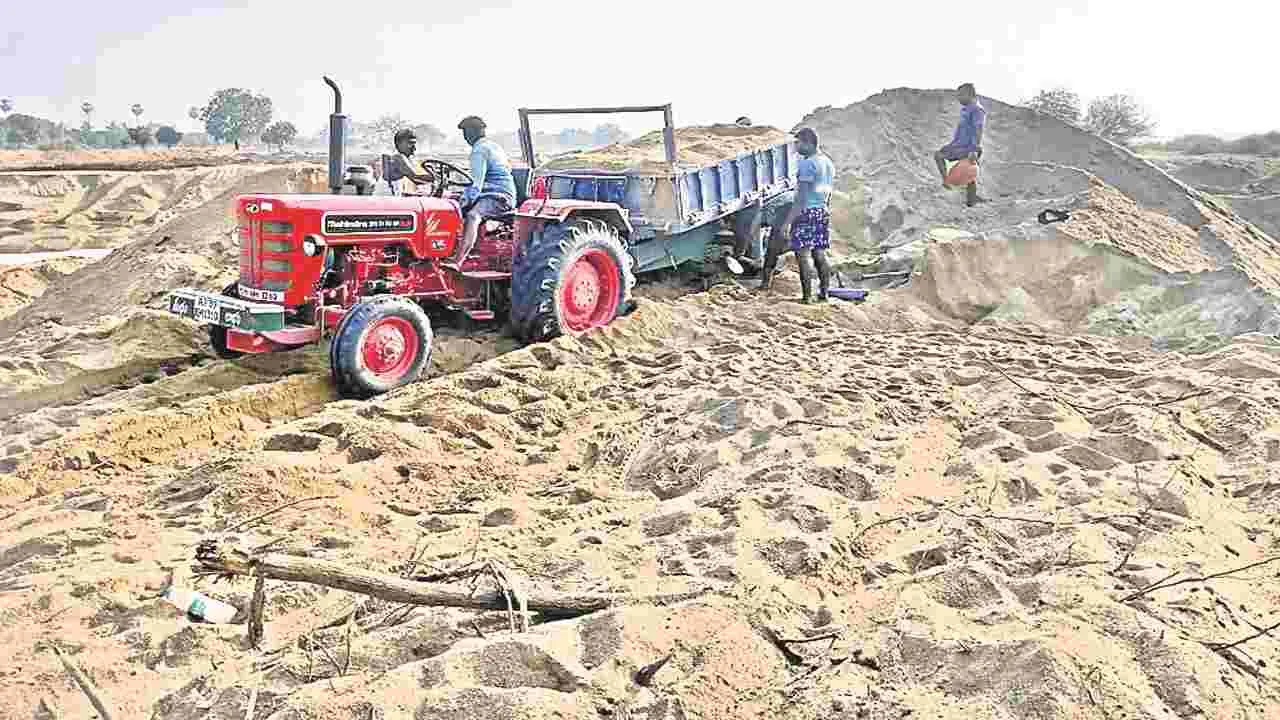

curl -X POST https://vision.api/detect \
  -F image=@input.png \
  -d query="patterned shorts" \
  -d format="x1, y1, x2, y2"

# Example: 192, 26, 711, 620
790, 207, 831, 251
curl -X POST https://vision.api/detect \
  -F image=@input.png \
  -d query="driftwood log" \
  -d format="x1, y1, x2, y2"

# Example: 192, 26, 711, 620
195, 540, 668, 619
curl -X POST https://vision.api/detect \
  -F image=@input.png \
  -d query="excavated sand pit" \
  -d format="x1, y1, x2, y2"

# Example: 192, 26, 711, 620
3, 89, 1280, 719
0, 255, 91, 319
0, 165, 318, 253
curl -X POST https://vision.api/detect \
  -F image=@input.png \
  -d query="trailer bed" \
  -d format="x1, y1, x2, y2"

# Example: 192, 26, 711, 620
533, 139, 797, 239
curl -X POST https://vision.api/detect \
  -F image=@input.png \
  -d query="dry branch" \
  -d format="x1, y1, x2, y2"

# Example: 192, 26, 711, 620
1121, 556, 1280, 602
983, 359, 1213, 414
46, 644, 114, 720
247, 573, 266, 648
1206, 620, 1280, 654
195, 540, 689, 618
225, 495, 338, 534
1111, 466, 1179, 575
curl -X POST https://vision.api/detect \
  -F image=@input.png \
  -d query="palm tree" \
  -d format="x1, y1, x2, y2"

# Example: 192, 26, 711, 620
81, 102, 94, 129
131, 103, 144, 127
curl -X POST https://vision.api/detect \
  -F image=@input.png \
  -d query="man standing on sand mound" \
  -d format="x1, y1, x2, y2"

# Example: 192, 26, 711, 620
934, 82, 986, 208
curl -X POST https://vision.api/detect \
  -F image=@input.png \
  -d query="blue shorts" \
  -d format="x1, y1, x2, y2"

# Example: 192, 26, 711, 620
940, 144, 981, 162
790, 207, 831, 251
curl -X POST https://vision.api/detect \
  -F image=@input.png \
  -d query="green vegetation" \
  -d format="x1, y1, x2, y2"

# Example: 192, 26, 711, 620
198, 88, 273, 146
262, 121, 298, 152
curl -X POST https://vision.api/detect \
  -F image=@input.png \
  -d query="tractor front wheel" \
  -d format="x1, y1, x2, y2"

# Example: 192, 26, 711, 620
510, 219, 636, 344
209, 282, 244, 360
330, 296, 433, 399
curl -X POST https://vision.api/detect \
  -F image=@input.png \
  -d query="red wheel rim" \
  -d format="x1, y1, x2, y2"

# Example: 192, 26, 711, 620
360, 316, 419, 379
559, 248, 621, 332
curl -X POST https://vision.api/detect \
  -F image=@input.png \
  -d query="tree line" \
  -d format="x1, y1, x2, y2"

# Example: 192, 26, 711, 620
0, 89, 298, 151
1020, 88, 1157, 146
1, 89, 627, 155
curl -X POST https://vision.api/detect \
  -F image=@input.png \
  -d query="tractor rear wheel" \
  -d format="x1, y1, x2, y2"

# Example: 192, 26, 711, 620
510, 219, 635, 344
209, 282, 244, 360
330, 296, 433, 399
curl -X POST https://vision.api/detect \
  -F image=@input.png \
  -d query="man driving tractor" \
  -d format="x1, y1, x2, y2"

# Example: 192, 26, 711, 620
451, 116, 518, 266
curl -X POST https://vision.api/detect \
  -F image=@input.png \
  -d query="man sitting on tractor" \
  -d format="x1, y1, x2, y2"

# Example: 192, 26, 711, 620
383, 128, 437, 195
450, 116, 518, 266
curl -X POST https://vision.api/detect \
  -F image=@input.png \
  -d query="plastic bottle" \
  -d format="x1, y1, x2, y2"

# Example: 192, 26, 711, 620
162, 586, 238, 624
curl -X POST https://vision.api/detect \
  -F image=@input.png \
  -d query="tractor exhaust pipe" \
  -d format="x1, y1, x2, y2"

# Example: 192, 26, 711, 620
324, 76, 348, 195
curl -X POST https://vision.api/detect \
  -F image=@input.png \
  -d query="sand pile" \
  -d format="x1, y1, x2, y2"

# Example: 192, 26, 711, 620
799, 88, 1280, 350
0, 164, 317, 253
0, 255, 90, 319
2, 286, 1278, 718
1148, 154, 1280, 245
1153, 155, 1268, 194
535, 125, 789, 174
0, 165, 324, 455
1215, 192, 1280, 243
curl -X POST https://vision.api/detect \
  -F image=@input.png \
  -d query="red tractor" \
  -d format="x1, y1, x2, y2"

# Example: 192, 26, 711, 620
167, 77, 638, 398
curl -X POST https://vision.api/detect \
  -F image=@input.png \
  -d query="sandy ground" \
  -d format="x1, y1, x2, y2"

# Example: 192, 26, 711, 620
1145, 152, 1280, 249
536, 125, 789, 174
0, 146, 241, 172
0, 164, 326, 253
2, 89, 1280, 720
3, 288, 1280, 720
0, 255, 91, 319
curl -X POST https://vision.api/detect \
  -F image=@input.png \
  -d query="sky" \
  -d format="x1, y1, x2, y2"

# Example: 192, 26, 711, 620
2, 1, 1277, 140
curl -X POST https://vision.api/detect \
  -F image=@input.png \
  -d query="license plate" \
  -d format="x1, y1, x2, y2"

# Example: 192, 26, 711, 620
237, 284, 284, 303
193, 295, 220, 324
167, 288, 286, 332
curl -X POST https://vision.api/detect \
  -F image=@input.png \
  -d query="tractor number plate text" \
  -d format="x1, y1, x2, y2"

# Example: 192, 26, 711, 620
323, 214, 416, 235
168, 294, 243, 328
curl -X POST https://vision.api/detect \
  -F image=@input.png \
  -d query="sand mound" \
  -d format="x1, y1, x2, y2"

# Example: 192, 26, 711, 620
535, 125, 789, 174
1155, 155, 1266, 194
1217, 193, 1280, 244
799, 88, 1280, 349
0, 164, 322, 252
0, 165, 327, 449
0, 256, 90, 319
3, 286, 1278, 718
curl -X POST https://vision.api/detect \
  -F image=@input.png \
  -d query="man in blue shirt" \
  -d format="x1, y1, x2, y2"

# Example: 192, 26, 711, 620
451, 116, 518, 266
934, 82, 986, 208
762, 127, 835, 303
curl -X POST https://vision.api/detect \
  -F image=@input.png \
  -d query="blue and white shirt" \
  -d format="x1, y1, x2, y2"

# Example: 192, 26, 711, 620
462, 138, 518, 204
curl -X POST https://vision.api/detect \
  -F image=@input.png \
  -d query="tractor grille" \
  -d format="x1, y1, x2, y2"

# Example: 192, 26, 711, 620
239, 219, 294, 293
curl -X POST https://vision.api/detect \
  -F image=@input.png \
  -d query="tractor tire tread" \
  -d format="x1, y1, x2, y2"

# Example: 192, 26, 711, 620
509, 219, 635, 344
330, 296, 433, 400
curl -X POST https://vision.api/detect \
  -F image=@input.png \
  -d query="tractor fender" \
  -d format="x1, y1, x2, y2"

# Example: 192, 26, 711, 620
515, 199, 633, 237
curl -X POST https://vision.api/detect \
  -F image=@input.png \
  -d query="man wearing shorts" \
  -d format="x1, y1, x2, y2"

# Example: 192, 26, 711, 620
765, 127, 834, 303
934, 82, 986, 208
450, 115, 518, 266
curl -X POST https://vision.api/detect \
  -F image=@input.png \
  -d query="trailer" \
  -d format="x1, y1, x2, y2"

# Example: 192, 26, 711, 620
514, 105, 798, 274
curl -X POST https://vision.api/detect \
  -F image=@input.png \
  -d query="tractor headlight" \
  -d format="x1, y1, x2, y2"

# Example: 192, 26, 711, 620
303, 235, 326, 257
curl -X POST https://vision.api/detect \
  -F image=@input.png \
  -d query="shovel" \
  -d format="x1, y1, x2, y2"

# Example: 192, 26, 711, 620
827, 270, 869, 302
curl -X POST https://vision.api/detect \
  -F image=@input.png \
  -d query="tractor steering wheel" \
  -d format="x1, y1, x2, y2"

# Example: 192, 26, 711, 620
420, 158, 473, 199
